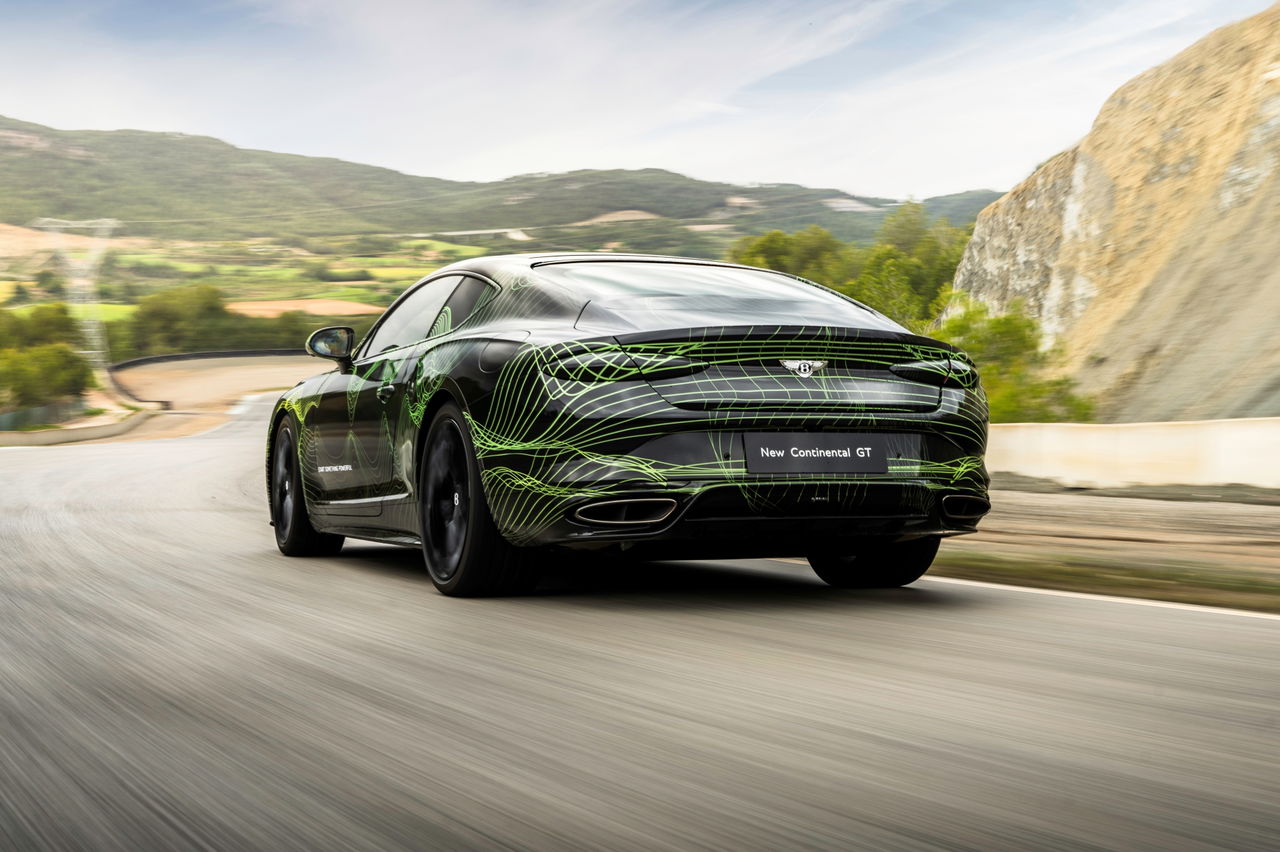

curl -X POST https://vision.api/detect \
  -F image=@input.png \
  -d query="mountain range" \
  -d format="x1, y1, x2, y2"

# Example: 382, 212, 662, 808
0, 115, 998, 242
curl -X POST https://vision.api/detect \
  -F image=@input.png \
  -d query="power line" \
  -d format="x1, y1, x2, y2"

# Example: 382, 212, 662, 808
29, 218, 121, 372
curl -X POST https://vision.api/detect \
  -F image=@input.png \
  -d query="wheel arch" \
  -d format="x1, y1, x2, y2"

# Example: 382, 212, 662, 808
410, 382, 522, 543
412, 386, 464, 484
265, 402, 293, 498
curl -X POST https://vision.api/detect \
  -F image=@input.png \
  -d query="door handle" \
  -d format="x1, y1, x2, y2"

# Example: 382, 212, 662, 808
376, 384, 395, 403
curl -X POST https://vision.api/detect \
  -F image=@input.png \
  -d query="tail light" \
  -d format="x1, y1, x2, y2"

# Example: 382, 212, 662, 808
889, 357, 978, 388
541, 350, 707, 382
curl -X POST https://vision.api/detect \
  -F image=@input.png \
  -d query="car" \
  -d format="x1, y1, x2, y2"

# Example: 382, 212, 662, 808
267, 253, 990, 596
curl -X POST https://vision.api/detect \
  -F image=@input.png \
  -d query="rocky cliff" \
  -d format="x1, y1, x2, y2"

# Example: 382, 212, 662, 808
953, 3, 1280, 422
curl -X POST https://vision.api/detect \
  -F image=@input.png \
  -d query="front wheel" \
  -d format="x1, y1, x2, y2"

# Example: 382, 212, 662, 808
808, 536, 940, 588
419, 402, 540, 596
271, 418, 344, 557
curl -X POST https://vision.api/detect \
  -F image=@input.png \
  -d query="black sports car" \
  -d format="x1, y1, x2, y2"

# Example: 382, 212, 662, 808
267, 253, 989, 595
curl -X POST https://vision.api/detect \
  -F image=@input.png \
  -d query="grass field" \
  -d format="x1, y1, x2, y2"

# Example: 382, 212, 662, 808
402, 239, 488, 258
7, 302, 138, 320
1, 234, 487, 314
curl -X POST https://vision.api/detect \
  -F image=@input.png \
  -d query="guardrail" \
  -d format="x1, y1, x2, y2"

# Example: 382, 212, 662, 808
987, 418, 1280, 489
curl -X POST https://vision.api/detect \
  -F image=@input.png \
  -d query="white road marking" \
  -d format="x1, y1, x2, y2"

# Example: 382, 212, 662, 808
227, 392, 270, 416
921, 576, 1280, 620
771, 557, 1278, 620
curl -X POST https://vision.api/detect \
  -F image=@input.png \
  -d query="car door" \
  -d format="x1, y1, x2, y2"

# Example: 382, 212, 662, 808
310, 275, 464, 515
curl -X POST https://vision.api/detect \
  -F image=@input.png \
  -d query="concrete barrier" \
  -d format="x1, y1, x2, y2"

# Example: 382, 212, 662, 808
0, 409, 157, 447
987, 418, 1280, 489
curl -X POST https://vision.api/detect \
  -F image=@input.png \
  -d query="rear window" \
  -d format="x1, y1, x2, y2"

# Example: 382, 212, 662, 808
535, 261, 903, 331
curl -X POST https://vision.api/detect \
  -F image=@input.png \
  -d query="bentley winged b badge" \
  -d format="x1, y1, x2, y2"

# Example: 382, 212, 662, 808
780, 359, 827, 377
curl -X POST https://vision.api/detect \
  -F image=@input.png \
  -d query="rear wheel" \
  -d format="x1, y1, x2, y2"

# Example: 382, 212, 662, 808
271, 419, 344, 557
419, 402, 540, 596
808, 536, 940, 588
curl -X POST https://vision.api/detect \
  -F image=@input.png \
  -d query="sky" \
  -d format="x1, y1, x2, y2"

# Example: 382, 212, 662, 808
0, 0, 1271, 198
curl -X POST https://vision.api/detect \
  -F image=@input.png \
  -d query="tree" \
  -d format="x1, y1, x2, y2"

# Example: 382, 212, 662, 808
347, 235, 400, 256
876, 201, 928, 254
727, 226, 862, 287
845, 245, 925, 328
20, 303, 80, 347
36, 269, 66, 297
0, 343, 91, 410
933, 296, 1093, 422
130, 285, 231, 354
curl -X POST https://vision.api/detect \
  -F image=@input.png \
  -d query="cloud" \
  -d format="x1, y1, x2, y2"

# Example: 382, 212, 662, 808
0, 0, 1270, 198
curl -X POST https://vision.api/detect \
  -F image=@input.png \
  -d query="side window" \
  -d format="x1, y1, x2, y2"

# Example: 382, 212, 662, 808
428, 276, 495, 338
361, 275, 462, 357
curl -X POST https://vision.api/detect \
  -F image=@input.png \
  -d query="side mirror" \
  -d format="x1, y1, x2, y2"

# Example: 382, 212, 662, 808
306, 326, 355, 370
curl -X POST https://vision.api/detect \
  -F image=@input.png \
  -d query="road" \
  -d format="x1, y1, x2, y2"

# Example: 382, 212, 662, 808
1, 398, 1276, 850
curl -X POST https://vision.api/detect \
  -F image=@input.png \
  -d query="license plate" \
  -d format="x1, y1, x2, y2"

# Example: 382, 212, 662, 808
744, 433, 889, 474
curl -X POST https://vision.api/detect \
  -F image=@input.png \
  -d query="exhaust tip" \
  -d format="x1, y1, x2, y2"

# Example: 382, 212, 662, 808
941, 494, 990, 520
573, 498, 678, 526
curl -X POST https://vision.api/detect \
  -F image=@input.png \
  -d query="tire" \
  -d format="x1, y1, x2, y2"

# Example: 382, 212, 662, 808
808, 536, 940, 588
419, 401, 540, 597
270, 418, 345, 557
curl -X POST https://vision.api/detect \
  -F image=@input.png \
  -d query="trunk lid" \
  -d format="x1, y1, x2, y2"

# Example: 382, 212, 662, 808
615, 325, 954, 413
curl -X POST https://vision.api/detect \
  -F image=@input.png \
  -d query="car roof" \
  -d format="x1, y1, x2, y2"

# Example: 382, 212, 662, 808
435, 252, 794, 284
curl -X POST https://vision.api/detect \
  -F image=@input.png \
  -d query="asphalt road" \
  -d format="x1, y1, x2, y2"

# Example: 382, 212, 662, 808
1, 398, 1276, 851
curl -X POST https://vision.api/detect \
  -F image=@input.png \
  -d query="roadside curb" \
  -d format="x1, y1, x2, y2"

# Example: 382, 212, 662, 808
0, 408, 158, 447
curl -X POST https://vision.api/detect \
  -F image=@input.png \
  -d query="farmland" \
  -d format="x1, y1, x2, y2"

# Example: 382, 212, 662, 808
1, 230, 489, 316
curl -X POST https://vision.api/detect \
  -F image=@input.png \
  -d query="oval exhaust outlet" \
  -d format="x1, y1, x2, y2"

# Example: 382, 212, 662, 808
573, 498, 678, 526
941, 494, 991, 520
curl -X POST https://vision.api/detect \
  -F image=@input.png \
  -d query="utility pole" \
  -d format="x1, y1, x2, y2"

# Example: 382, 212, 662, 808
29, 218, 121, 372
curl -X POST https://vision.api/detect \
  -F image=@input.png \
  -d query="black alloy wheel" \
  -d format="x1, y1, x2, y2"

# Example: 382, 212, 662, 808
422, 417, 470, 583
808, 536, 940, 588
271, 418, 344, 556
419, 402, 540, 596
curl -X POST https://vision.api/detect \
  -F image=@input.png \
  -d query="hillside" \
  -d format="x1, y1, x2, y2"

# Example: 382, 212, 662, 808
953, 2, 1280, 422
0, 115, 998, 243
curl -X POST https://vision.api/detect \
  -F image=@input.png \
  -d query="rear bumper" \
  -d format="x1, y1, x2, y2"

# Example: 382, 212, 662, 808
521, 479, 988, 552
472, 363, 989, 549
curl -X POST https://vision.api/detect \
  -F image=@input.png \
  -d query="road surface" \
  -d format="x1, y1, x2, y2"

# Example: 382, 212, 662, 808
1, 398, 1276, 850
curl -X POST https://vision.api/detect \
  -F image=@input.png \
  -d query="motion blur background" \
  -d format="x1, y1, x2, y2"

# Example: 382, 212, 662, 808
1, 1, 1277, 849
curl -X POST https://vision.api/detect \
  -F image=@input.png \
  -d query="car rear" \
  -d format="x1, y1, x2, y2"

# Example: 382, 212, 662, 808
471, 259, 990, 554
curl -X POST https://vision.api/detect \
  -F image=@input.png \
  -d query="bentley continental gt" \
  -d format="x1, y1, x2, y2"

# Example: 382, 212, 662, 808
267, 253, 990, 595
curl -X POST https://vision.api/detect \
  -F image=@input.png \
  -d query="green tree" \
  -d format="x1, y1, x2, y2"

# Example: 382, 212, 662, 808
0, 309, 20, 346
347, 235, 400, 256
272, 311, 311, 348
35, 268, 66, 297
21, 303, 80, 347
0, 343, 92, 410
846, 245, 925, 327
876, 201, 928, 254
130, 285, 231, 355
933, 296, 1093, 422
727, 226, 862, 287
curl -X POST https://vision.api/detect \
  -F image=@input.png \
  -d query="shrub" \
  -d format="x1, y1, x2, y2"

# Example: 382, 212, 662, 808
933, 296, 1093, 422
0, 343, 92, 410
